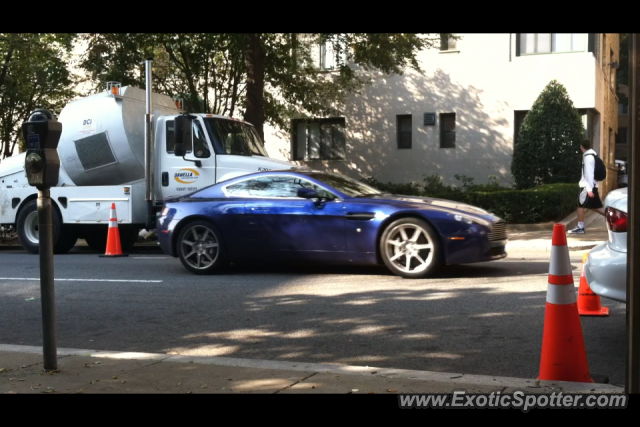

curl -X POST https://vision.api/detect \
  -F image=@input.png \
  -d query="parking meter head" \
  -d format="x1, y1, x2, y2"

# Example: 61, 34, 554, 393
22, 109, 61, 189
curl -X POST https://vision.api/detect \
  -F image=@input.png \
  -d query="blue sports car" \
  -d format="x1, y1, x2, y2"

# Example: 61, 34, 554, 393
156, 169, 508, 277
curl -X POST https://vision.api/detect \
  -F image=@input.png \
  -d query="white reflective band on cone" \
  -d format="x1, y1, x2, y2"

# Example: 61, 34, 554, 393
546, 283, 577, 304
109, 207, 118, 228
549, 245, 572, 276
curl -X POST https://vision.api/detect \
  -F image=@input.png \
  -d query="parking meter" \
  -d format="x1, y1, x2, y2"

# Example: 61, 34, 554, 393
22, 109, 61, 189
20, 108, 62, 371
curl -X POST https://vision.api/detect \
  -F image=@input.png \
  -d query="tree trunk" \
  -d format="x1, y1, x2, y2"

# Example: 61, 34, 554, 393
243, 33, 265, 142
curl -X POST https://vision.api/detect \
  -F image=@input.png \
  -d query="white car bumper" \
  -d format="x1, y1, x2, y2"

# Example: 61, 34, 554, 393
585, 242, 627, 303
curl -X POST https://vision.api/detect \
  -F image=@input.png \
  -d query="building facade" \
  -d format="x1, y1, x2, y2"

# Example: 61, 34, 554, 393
263, 33, 620, 196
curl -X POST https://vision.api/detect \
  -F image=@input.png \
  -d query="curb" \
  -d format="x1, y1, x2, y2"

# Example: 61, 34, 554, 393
506, 210, 599, 234
0, 344, 624, 393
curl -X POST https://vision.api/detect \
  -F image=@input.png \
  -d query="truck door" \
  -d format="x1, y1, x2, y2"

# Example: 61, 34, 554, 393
158, 117, 216, 201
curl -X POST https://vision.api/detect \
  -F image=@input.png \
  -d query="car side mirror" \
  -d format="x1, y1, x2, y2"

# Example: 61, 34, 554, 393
174, 143, 184, 157
297, 188, 318, 199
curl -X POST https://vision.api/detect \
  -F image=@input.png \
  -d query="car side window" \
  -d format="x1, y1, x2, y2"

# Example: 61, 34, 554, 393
225, 176, 336, 199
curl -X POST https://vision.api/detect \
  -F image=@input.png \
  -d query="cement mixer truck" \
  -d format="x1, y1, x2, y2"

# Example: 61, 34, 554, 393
0, 59, 295, 254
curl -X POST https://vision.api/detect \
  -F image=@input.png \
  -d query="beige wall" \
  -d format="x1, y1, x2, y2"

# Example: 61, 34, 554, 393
263, 34, 615, 189
594, 33, 620, 198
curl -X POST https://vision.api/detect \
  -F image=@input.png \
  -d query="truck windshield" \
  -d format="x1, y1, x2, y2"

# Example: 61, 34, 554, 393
204, 118, 268, 157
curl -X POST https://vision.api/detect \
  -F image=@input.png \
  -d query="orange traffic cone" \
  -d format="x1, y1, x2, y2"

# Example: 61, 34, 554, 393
577, 253, 609, 316
99, 203, 129, 258
538, 223, 593, 383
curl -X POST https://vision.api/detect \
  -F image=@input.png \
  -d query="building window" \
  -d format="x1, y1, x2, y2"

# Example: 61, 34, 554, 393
591, 33, 600, 62
602, 34, 607, 66
318, 42, 346, 70
440, 34, 457, 51
397, 115, 412, 149
610, 48, 615, 89
293, 117, 346, 160
619, 103, 629, 114
518, 34, 586, 55
440, 113, 456, 148
617, 127, 628, 144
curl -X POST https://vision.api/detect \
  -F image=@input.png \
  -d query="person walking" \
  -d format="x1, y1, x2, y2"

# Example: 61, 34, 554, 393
568, 139, 605, 234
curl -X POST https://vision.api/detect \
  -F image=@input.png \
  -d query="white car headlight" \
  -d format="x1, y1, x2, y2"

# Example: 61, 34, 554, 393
453, 213, 491, 227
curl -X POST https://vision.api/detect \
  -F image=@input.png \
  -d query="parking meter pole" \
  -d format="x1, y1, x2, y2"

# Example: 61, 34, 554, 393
38, 189, 57, 371
22, 108, 61, 372
627, 32, 640, 394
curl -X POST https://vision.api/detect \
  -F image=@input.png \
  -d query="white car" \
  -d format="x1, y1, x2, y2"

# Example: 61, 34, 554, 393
584, 187, 628, 303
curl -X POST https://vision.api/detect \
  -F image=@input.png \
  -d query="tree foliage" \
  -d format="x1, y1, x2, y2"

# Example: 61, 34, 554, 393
0, 33, 77, 160
78, 33, 447, 141
511, 80, 585, 189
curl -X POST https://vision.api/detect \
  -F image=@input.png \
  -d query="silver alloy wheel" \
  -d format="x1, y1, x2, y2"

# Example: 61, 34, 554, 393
24, 211, 40, 244
179, 225, 220, 270
384, 223, 434, 274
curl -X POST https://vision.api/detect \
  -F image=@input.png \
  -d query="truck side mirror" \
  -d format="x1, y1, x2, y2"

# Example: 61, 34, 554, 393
171, 114, 201, 167
174, 116, 184, 156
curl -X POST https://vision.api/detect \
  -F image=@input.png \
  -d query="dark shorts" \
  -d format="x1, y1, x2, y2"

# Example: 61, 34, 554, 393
578, 187, 603, 209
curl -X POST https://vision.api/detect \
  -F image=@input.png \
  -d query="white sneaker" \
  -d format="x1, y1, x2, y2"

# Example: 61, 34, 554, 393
568, 226, 585, 234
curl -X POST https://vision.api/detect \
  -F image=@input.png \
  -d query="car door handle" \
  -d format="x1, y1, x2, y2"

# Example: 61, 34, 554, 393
162, 172, 169, 187
346, 212, 375, 220
249, 207, 270, 212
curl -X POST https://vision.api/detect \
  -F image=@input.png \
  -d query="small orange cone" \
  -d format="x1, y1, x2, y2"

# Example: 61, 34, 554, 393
538, 223, 593, 383
99, 203, 129, 258
577, 253, 609, 316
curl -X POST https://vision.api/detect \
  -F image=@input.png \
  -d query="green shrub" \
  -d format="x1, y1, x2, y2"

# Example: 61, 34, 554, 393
362, 175, 578, 223
511, 80, 584, 189
461, 183, 579, 223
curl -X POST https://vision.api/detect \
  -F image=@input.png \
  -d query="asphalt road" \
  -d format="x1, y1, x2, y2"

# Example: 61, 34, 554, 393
0, 244, 627, 386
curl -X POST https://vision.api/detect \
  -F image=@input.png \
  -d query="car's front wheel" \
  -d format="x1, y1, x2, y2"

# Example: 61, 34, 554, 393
177, 220, 227, 274
379, 217, 442, 278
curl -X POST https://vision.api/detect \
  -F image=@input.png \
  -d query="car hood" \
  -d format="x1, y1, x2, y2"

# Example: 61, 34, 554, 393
354, 194, 498, 220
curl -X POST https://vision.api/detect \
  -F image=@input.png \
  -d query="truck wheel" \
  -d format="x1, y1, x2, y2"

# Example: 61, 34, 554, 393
16, 199, 62, 254
54, 226, 78, 254
119, 226, 139, 252
84, 226, 108, 253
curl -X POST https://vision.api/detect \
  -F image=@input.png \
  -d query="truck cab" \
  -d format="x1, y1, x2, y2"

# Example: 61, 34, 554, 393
155, 114, 293, 205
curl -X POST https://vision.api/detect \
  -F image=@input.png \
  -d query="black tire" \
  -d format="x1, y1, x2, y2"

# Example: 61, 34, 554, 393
119, 226, 140, 253
176, 220, 227, 275
54, 225, 78, 254
84, 226, 108, 253
16, 199, 62, 255
379, 217, 442, 279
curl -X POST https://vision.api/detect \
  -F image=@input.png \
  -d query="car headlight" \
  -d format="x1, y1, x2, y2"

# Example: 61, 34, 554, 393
160, 206, 170, 217
453, 213, 491, 227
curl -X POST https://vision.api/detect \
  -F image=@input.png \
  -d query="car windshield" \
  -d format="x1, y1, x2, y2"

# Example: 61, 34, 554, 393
204, 118, 269, 157
301, 172, 381, 197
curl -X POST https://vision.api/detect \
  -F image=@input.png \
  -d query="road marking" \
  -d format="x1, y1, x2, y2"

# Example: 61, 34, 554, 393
131, 257, 169, 259
0, 277, 162, 283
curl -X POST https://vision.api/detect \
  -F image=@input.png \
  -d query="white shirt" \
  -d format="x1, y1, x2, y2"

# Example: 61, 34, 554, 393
579, 149, 598, 193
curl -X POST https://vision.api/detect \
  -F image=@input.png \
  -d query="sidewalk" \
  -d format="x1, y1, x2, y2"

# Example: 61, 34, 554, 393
0, 344, 624, 394
506, 210, 608, 254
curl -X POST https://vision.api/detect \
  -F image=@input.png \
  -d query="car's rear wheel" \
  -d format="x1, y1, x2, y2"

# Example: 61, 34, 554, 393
379, 217, 442, 278
177, 220, 227, 274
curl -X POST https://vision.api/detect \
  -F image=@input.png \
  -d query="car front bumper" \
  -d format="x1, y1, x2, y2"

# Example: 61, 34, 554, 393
585, 242, 627, 303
